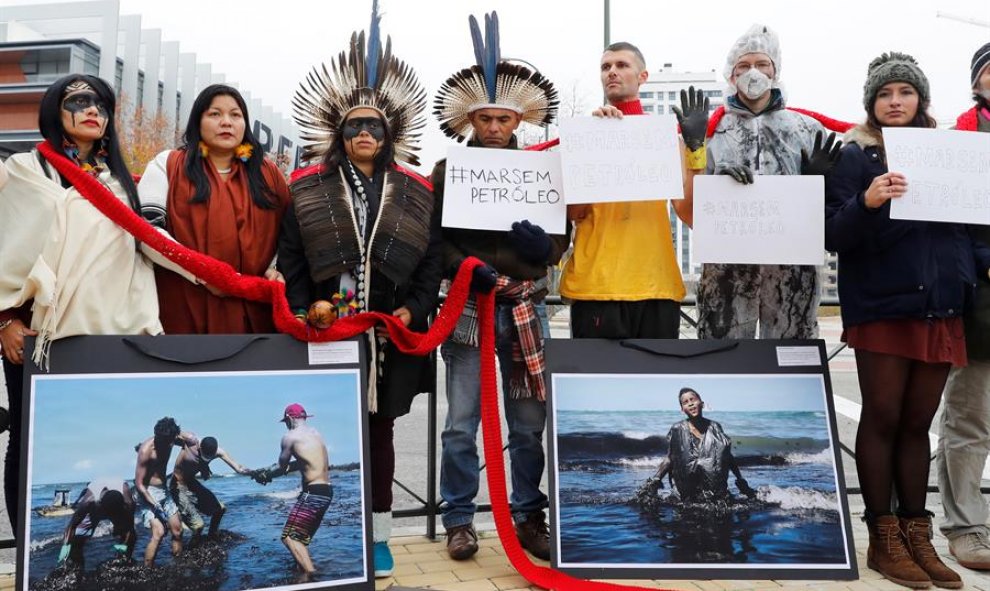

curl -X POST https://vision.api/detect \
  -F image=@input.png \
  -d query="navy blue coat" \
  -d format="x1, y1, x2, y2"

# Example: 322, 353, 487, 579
825, 136, 990, 329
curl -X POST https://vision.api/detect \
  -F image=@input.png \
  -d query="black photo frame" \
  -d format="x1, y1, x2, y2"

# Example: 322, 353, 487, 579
545, 338, 857, 581
17, 334, 372, 591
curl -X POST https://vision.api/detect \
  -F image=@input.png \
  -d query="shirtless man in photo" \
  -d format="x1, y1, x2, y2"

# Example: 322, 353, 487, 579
252, 403, 331, 574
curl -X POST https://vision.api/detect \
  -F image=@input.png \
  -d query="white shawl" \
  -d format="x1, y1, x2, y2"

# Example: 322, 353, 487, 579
0, 151, 194, 367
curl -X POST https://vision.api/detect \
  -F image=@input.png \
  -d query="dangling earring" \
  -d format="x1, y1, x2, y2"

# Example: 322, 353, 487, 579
62, 138, 80, 162
235, 143, 253, 162
97, 136, 109, 158
199, 141, 209, 157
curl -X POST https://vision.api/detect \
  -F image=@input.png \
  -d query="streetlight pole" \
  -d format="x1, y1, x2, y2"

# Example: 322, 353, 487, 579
604, 0, 611, 49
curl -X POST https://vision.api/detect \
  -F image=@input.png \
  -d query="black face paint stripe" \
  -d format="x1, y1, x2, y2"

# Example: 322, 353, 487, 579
342, 117, 386, 141
62, 92, 109, 119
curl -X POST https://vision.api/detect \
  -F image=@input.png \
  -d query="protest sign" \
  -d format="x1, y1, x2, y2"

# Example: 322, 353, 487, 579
558, 115, 683, 204
440, 146, 566, 234
693, 175, 825, 266
885, 127, 990, 225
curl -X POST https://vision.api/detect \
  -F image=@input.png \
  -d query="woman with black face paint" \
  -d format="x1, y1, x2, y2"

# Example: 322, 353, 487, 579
0, 74, 197, 532
277, 9, 441, 576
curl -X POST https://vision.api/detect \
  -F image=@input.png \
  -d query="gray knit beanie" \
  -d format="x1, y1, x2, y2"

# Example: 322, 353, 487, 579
973, 42, 990, 89
862, 52, 930, 111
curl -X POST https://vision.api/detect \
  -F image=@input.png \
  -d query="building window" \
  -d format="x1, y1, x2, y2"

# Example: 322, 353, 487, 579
18, 47, 71, 83
638, 91, 654, 99
642, 104, 654, 112
705, 90, 723, 98
656, 105, 664, 115
668, 91, 677, 101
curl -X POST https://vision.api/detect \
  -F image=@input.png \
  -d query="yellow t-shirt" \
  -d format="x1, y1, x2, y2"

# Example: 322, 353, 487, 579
560, 200, 685, 302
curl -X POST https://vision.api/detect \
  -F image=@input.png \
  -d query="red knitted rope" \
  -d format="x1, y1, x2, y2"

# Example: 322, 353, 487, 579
35, 141, 470, 351
706, 105, 854, 137
39, 140, 675, 591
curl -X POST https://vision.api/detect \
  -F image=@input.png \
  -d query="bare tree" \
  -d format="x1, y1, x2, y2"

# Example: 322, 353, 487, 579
558, 79, 592, 118
114, 93, 180, 177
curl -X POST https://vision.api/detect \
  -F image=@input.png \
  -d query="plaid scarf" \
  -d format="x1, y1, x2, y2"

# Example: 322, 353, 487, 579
450, 275, 548, 400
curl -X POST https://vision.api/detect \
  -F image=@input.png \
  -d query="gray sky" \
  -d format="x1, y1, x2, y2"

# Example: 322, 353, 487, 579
6, 0, 988, 174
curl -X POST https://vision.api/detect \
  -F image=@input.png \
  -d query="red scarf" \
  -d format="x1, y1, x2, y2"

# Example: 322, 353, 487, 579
613, 98, 645, 115
956, 106, 985, 131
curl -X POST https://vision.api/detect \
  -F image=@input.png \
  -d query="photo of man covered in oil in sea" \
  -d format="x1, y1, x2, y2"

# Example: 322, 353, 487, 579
21, 370, 369, 591
549, 373, 854, 578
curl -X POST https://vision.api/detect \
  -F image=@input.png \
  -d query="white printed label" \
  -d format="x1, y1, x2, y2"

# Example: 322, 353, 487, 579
775, 346, 821, 367
308, 341, 360, 365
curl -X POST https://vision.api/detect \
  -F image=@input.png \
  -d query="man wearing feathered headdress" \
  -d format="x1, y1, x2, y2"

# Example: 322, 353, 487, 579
277, 0, 442, 578
431, 12, 565, 562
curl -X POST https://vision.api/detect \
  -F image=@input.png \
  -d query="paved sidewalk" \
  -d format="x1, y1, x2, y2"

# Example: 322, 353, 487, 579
370, 502, 990, 591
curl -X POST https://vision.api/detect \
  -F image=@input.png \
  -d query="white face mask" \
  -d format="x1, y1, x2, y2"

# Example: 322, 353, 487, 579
735, 68, 772, 100
979, 88, 990, 102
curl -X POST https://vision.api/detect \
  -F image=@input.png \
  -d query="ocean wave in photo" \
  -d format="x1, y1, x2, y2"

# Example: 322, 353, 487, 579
27, 469, 366, 591
554, 410, 847, 567
556, 430, 832, 473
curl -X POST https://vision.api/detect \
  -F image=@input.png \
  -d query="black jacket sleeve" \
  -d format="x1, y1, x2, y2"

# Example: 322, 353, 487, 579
276, 202, 314, 313
401, 188, 445, 326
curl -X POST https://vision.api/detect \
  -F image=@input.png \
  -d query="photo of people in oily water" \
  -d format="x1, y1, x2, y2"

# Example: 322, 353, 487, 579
23, 370, 368, 591
551, 374, 851, 570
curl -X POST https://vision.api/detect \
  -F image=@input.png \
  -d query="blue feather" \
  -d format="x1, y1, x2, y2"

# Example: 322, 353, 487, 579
469, 15, 485, 69
490, 12, 500, 67
366, 0, 382, 87
483, 13, 498, 102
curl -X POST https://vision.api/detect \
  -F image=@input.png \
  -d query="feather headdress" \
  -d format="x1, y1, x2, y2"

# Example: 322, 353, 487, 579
434, 11, 558, 142
293, 0, 426, 165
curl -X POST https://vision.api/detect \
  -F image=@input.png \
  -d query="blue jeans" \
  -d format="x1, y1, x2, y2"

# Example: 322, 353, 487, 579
440, 303, 547, 528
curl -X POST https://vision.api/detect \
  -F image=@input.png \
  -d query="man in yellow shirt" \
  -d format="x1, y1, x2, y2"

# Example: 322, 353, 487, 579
561, 42, 707, 338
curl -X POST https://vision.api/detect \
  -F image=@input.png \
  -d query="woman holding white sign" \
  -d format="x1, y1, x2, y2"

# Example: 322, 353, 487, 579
826, 51, 990, 590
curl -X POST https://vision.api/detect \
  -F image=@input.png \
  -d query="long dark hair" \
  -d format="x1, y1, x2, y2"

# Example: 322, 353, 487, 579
322, 109, 395, 175
181, 84, 277, 209
38, 74, 140, 214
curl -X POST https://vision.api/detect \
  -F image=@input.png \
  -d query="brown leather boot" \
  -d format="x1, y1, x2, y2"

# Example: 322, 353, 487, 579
900, 514, 963, 589
445, 523, 478, 560
515, 511, 550, 561
867, 514, 931, 589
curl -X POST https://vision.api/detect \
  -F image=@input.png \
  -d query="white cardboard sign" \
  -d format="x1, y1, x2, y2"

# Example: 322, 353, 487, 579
693, 175, 825, 266
885, 127, 990, 225
558, 115, 683, 204
440, 146, 567, 234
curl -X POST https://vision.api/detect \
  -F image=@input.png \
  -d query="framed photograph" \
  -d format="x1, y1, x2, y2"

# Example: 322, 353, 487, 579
546, 339, 857, 581
17, 334, 372, 591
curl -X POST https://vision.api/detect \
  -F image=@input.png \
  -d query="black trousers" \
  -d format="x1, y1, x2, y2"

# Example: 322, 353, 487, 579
3, 357, 23, 533
369, 414, 395, 513
570, 299, 681, 339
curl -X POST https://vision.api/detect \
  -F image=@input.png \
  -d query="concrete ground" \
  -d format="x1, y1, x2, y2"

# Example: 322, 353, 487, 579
2, 312, 989, 590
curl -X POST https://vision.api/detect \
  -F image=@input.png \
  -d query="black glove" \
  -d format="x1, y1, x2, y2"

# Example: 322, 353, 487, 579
801, 130, 842, 176
250, 468, 273, 485
736, 477, 757, 499
470, 264, 498, 294
715, 164, 755, 185
671, 85, 710, 152
506, 220, 552, 265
